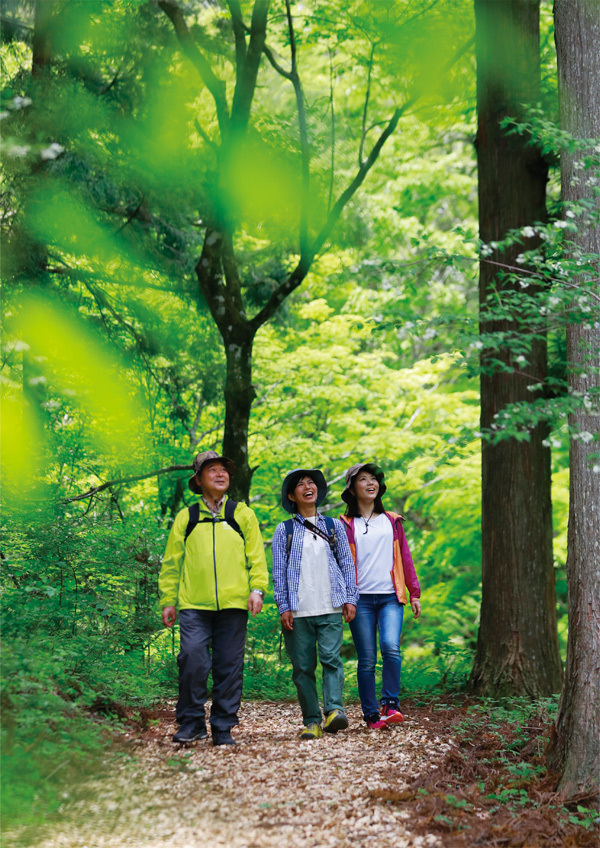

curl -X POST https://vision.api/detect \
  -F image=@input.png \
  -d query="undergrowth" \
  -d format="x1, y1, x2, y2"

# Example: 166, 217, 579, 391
371, 695, 600, 847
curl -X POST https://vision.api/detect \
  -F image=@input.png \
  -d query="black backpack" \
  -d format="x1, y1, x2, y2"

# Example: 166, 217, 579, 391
184, 500, 243, 543
283, 516, 339, 562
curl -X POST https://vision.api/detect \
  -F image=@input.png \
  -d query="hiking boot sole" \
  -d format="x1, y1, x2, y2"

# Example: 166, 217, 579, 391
300, 725, 323, 739
323, 713, 349, 734
173, 728, 209, 743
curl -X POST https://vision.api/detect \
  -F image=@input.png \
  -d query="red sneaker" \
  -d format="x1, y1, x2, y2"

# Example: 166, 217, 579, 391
380, 705, 404, 724
366, 718, 387, 730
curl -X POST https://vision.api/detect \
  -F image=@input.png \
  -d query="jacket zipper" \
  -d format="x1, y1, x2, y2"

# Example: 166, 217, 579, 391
212, 518, 220, 610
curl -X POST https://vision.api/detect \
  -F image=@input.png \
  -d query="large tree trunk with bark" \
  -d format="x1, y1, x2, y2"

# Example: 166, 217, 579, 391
548, 0, 600, 804
470, 0, 563, 697
222, 329, 257, 502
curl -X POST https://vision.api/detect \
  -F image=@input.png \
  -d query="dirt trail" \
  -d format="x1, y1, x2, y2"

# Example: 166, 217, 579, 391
19, 702, 451, 848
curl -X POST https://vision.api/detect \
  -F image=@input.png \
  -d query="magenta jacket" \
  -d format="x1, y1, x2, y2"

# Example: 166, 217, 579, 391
340, 512, 421, 605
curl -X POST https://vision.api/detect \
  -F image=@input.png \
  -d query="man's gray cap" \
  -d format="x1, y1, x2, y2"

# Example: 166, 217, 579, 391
281, 468, 328, 513
341, 462, 386, 504
189, 450, 235, 493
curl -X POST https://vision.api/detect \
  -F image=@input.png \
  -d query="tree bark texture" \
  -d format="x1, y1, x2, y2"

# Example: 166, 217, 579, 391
470, 0, 563, 697
549, 0, 600, 803
222, 330, 256, 503
32, 0, 54, 77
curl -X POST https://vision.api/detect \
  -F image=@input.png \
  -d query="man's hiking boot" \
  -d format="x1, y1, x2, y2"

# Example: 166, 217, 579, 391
323, 709, 349, 734
212, 729, 236, 746
380, 705, 404, 725
300, 722, 323, 740
365, 714, 387, 730
173, 720, 208, 743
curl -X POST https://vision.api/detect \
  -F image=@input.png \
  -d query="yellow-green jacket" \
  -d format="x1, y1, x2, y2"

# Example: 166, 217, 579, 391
159, 497, 269, 611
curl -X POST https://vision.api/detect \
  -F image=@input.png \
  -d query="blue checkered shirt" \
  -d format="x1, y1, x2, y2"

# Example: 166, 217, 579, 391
272, 513, 359, 614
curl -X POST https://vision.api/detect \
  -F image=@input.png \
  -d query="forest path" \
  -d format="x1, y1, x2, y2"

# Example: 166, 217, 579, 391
31, 701, 451, 848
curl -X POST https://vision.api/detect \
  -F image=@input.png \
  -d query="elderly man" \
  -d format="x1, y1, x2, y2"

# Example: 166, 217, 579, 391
159, 451, 268, 746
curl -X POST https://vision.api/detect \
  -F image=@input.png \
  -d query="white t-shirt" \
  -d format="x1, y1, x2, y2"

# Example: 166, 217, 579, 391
354, 513, 394, 593
294, 524, 342, 618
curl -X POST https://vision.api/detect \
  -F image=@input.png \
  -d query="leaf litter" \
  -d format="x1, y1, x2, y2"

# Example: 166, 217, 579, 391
5, 697, 598, 848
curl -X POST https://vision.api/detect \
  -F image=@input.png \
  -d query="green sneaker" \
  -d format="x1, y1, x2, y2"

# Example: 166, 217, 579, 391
323, 709, 349, 734
300, 723, 323, 740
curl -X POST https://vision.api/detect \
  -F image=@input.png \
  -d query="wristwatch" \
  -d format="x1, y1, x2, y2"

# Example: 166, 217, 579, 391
251, 589, 265, 598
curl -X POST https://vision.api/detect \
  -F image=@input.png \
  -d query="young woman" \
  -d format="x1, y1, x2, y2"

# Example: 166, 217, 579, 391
340, 463, 421, 729
271, 468, 358, 739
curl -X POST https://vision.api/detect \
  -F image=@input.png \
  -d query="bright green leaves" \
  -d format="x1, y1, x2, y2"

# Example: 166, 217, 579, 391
3, 292, 146, 504
221, 135, 303, 235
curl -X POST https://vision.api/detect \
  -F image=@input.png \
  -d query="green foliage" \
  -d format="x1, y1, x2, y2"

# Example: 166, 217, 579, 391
1, 638, 108, 829
0, 509, 171, 832
445, 696, 598, 831
0, 0, 584, 831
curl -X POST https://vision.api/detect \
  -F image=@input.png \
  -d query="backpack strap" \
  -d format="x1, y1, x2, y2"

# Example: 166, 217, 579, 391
184, 503, 200, 542
184, 500, 244, 543
224, 499, 243, 539
284, 519, 294, 560
285, 516, 339, 563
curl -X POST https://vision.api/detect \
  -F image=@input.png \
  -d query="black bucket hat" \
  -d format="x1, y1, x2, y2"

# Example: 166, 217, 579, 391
188, 450, 235, 494
341, 462, 386, 505
281, 468, 328, 513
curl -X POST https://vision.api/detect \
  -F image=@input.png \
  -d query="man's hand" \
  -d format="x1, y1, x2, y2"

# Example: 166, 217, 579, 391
411, 599, 422, 619
280, 611, 294, 631
247, 591, 264, 618
343, 603, 357, 623
162, 606, 177, 628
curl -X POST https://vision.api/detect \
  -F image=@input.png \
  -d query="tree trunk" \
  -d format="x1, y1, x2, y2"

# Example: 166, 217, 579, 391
222, 328, 257, 502
548, 0, 600, 803
32, 0, 54, 77
470, 0, 563, 697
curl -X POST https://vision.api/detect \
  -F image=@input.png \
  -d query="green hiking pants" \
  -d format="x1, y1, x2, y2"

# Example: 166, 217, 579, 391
283, 613, 345, 726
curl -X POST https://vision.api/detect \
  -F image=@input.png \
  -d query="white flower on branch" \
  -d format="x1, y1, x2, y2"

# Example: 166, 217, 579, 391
13, 96, 32, 109
41, 143, 64, 161
7, 144, 30, 157
574, 431, 595, 443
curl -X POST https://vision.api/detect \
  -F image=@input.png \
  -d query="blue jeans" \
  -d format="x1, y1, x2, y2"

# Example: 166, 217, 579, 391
349, 593, 404, 720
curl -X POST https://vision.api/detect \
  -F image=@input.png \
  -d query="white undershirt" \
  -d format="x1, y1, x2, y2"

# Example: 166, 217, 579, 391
354, 513, 394, 593
294, 524, 341, 618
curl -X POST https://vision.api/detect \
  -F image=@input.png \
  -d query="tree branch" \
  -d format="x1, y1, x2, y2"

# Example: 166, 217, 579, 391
64, 464, 193, 502
227, 0, 248, 82
158, 0, 230, 137
248, 35, 475, 332
359, 41, 377, 166
261, 41, 292, 80
230, 0, 270, 131
327, 47, 336, 212
285, 0, 310, 258
194, 117, 218, 153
